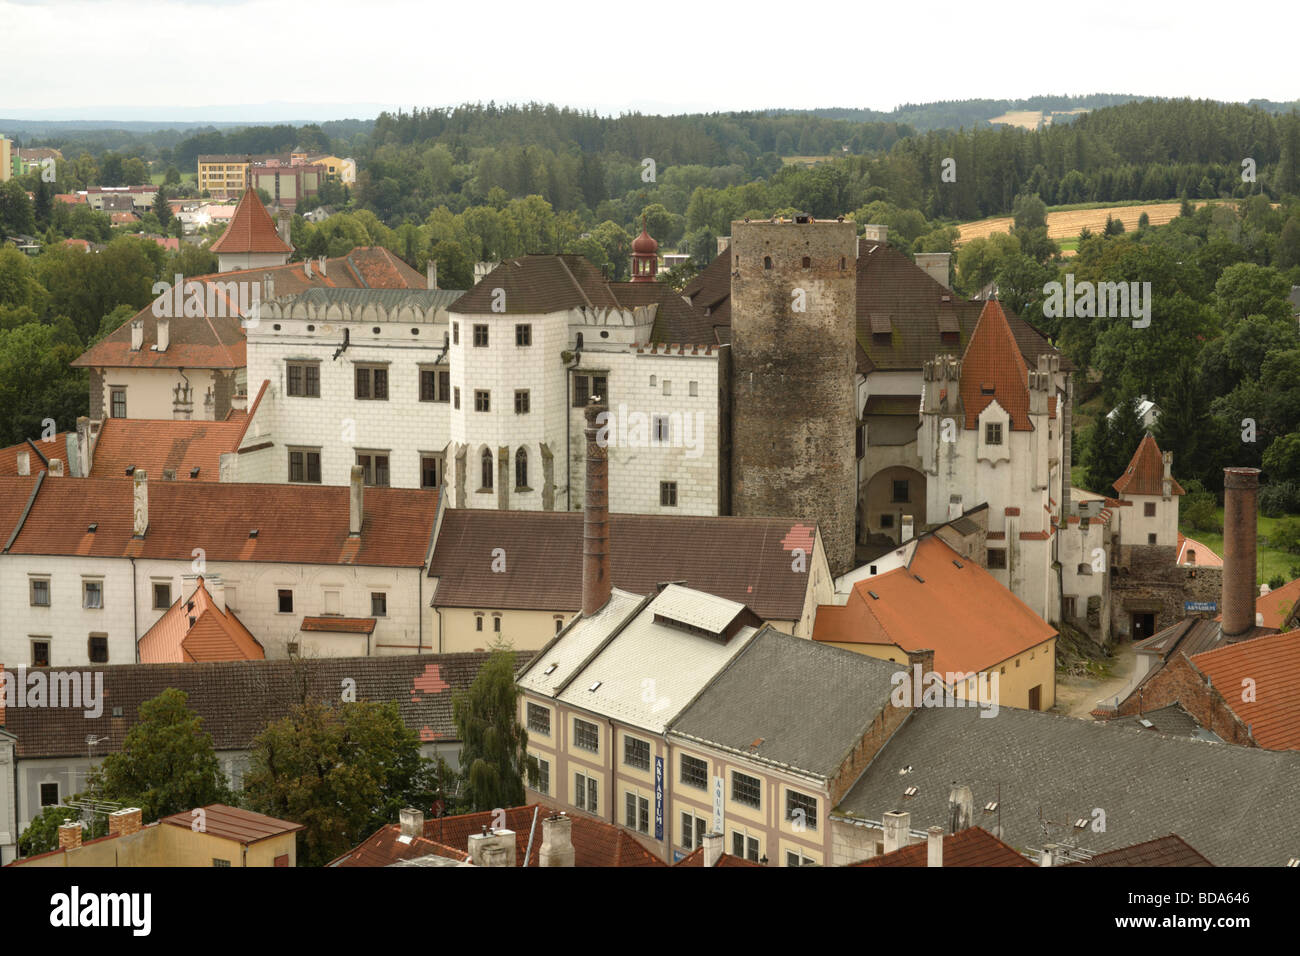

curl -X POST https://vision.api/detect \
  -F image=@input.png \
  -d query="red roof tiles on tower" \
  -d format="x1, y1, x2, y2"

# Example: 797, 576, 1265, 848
959, 299, 1032, 431
209, 186, 294, 255
1112, 433, 1186, 497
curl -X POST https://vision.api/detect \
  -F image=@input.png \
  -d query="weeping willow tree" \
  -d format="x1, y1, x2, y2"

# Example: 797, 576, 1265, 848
452, 646, 537, 812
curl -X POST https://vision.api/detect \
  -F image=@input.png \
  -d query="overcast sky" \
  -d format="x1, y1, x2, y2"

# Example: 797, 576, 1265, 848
3, 0, 1297, 120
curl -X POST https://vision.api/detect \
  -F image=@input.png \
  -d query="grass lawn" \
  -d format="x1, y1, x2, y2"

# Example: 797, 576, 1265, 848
149, 172, 196, 186
1181, 510, 1300, 587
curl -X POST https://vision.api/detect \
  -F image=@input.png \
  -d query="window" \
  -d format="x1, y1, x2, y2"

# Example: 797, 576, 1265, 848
88, 634, 108, 663
682, 812, 708, 849
880, 514, 894, 529
763, 256, 772, 270
625, 792, 650, 834
732, 771, 761, 809
475, 615, 483, 632
493, 616, 501, 633
660, 481, 678, 507
83, 580, 102, 609
323, 589, 341, 615
802, 256, 811, 268
1064, 596, 1077, 619
680, 754, 707, 789
575, 772, 599, 813
786, 789, 818, 831
653, 415, 671, 443
420, 367, 451, 403
892, 480, 909, 503
153, 582, 171, 609
357, 452, 390, 487
288, 448, 321, 483
663, 380, 672, 396
988, 548, 1007, 569
573, 718, 599, 753
534, 757, 550, 795
277, 589, 293, 613
515, 323, 532, 346
474, 389, 491, 413
985, 422, 1003, 445
421, 454, 443, 490
371, 592, 387, 617
454, 387, 460, 409
515, 448, 529, 489
1144, 501, 1157, 517
732, 831, 760, 862
30, 578, 50, 607
40, 782, 59, 807
514, 389, 530, 414
555, 617, 564, 634
480, 448, 494, 490
31, 640, 50, 667
110, 388, 126, 419
473, 324, 489, 347
624, 735, 651, 771
573, 373, 608, 407
689, 380, 698, 397
286, 361, 320, 397
212, 859, 231, 867
1148, 533, 1158, 545
452, 321, 459, 345
787, 850, 815, 867
354, 365, 389, 400
526, 702, 550, 735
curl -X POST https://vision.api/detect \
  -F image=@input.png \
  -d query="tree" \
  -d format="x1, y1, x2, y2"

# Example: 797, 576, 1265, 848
1012, 192, 1047, 233
244, 698, 435, 867
1084, 395, 1146, 495
164, 165, 181, 186
452, 647, 536, 813
153, 186, 172, 230
0, 320, 86, 446
1264, 432, 1300, 484
429, 239, 474, 290
90, 688, 230, 822
1179, 479, 1220, 534
0, 181, 35, 235
17, 804, 106, 858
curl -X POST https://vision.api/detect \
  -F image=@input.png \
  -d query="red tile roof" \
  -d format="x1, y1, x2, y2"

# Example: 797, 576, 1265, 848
851, 827, 1031, 866
159, 804, 302, 843
0, 476, 39, 548
1257, 578, 1300, 630
673, 846, 763, 867
331, 806, 667, 867
428, 510, 814, 621
0, 435, 73, 476
87, 418, 246, 480
813, 535, 1056, 674
1176, 532, 1223, 568
1069, 834, 1213, 867
209, 187, 294, 255
301, 617, 376, 634
138, 577, 265, 663
1192, 628, 1300, 750
1113, 434, 1185, 497
960, 299, 1032, 431
2, 477, 438, 568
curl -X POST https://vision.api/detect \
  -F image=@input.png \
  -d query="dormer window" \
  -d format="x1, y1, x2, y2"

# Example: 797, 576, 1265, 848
985, 423, 1003, 445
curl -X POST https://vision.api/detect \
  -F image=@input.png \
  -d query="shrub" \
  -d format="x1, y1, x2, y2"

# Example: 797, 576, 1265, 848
1259, 481, 1300, 517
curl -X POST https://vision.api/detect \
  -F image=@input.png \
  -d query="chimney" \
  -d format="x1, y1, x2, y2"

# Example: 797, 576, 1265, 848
156, 316, 169, 351
915, 252, 952, 290
882, 810, 910, 854
172, 381, 193, 421
130, 318, 144, 351
317, 255, 327, 277
76, 416, 93, 477
304, 258, 313, 278
108, 807, 143, 837
948, 784, 974, 832
16, 451, 28, 476
716, 235, 730, 256
349, 464, 364, 536
426, 259, 438, 290
702, 830, 724, 867
1161, 451, 1173, 499
48, 458, 63, 477
277, 212, 290, 246
861, 223, 888, 245
263, 271, 275, 300
539, 813, 575, 867
467, 828, 516, 867
58, 821, 83, 851
207, 574, 226, 612
399, 807, 424, 838
901, 514, 914, 542
133, 469, 148, 537
582, 396, 611, 616
1222, 467, 1260, 637
1040, 844, 1058, 867
927, 825, 944, 867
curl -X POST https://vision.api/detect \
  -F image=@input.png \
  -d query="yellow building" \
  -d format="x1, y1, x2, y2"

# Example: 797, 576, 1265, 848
197, 155, 253, 199
8, 804, 302, 867
0, 136, 12, 182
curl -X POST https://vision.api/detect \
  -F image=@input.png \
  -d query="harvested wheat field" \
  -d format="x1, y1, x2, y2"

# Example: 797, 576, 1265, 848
956, 200, 1219, 246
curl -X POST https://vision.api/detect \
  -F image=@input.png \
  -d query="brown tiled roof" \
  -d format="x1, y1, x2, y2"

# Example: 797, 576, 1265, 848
851, 827, 1031, 866
0, 475, 38, 546
331, 806, 667, 867
302, 617, 377, 634
609, 280, 716, 346
813, 535, 1056, 674
1258, 577, 1300, 630
1068, 834, 1213, 867
138, 577, 265, 663
428, 510, 814, 621
160, 804, 302, 843
209, 187, 294, 255
959, 299, 1032, 431
1113, 434, 1186, 497
87, 418, 245, 480
1192, 628, 1300, 750
3, 477, 438, 568
674, 846, 763, 866
0, 652, 531, 756
0, 436, 72, 476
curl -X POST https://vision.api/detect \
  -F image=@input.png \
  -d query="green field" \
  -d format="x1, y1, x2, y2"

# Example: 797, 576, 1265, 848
1180, 511, 1299, 587
149, 172, 195, 186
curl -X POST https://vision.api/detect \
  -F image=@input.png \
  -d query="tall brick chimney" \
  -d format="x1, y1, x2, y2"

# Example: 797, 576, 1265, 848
582, 396, 611, 616
1222, 467, 1260, 637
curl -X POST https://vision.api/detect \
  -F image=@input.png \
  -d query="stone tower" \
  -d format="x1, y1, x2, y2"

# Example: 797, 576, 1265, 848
729, 216, 858, 575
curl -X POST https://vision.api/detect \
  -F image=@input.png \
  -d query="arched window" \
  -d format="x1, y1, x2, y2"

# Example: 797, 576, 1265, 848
481, 448, 493, 490
801, 256, 810, 268
515, 447, 528, 489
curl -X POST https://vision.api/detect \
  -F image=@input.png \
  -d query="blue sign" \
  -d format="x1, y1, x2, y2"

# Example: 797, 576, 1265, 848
654, 757, 664, 840
1185, 601, 1218, 613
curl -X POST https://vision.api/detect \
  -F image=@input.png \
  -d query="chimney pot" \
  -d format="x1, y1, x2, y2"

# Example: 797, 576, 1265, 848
426, 259, 438, 290
48, 458, 63, 477
157, 316, 170, 352
927, 825, 944, 867
882, 810, 911, 854
16, 451, 29, 476
58, 821, 83, 851
702, 830, 724, 867
349, 465, 364, 536
130, 318, 143, 351
108, 807, 143, 837
540, 813, 575, 867
399, 807, 424, 838
582, 396, 611, 616
133, 469, 148, 537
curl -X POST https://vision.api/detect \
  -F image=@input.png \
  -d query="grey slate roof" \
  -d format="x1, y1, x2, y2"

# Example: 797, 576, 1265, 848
668, 627, 900, 779
1111, 702, 1218, 741
275, 287, 466, 312
833, 705, 1300, 866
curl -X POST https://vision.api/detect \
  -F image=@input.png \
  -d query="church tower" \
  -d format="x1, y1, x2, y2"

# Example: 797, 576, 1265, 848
630, 218, 658, 282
